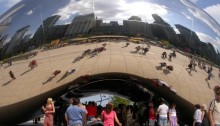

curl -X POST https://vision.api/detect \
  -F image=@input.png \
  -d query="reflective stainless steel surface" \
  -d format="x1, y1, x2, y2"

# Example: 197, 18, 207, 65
0, 0, 219, 125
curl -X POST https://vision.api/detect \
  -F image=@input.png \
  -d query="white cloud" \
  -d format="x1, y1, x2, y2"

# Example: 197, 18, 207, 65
54, 0, 93, 20
180, 0, 220, 37
204, 4, 220, 25
54, 0, 168, 24
94, 0, 168, 23
26, 10, 33, 15
115, 1, 168, 23
187, 8, 220, 36
196, 31, 220, 51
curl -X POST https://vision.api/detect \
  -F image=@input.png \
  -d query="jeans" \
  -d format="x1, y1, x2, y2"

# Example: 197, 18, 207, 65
158, 116, 167, 126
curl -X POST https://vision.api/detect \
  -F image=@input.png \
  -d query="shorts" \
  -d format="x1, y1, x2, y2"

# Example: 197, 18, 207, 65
158, 116, 167, 126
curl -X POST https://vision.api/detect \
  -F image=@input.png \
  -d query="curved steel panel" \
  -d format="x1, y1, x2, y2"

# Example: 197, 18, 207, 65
0, 0, 219, 124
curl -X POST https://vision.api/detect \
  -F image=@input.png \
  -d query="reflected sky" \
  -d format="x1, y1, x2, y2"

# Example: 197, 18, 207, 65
0, 0, 220, 51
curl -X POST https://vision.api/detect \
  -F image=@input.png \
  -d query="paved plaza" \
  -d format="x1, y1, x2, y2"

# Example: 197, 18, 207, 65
0, 41, 219, 108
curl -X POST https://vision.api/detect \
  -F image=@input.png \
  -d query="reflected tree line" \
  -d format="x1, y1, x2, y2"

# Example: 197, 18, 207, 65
0, 13, 220, 65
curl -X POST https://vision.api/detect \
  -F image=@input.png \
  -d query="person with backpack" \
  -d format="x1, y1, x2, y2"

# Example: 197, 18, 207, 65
209, 85, 220, 126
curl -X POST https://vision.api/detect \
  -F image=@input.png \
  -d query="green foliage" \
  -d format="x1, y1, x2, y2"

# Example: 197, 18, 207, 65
161, 40, 169, 46
110, 96, 131, 107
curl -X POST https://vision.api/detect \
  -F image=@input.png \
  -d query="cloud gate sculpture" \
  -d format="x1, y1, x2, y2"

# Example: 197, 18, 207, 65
0, 0, 220, 125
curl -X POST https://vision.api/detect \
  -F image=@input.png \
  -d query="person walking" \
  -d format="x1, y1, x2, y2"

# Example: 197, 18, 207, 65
206, 66, 213, 81
157, 99, 169, 126
65, 98, 87, 126
42, 98, 55, 126
209, 85, 220, 126
101, 102, 122, 126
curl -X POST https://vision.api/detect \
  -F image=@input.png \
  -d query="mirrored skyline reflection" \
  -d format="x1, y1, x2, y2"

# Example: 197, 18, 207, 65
0, 0, 220, 58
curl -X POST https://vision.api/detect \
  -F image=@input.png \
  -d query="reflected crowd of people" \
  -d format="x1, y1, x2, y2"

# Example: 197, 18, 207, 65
34, 98, 183, 126
35, 94, 216, 126
0, 40, 219, 126
36, 96, 213, 126
1, 40, 219, 87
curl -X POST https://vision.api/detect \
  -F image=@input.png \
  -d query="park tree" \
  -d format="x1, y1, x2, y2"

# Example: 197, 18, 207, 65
110, 96, 131, 107
161, 40, 169, 47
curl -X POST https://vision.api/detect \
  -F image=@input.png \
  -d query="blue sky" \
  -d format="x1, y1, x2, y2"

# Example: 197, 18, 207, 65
190, 0, 220, 24
0, 0, 220, 24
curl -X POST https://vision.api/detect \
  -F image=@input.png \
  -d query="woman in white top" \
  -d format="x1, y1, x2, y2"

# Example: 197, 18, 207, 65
169, 103, 178, 126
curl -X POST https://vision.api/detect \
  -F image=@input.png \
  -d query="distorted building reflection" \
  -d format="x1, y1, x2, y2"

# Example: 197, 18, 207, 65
0, 0, 220, 125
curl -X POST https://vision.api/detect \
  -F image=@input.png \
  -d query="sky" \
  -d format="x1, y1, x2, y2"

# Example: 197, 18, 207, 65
0, 0, 219, 24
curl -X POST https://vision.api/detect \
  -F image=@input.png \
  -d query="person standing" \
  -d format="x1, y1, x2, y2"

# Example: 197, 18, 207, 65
169, 103, 178, 126
86, 101, 97, 121
8, 60, 12, 66
209, 85, 220, 126
65, 98, 87, 126
149, 103, 156, 126
42, 98, 55, 126
157, 99, 169, 126
101, 102, 122, 126
201, 104, 209, 126
193, 104, 202, 126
